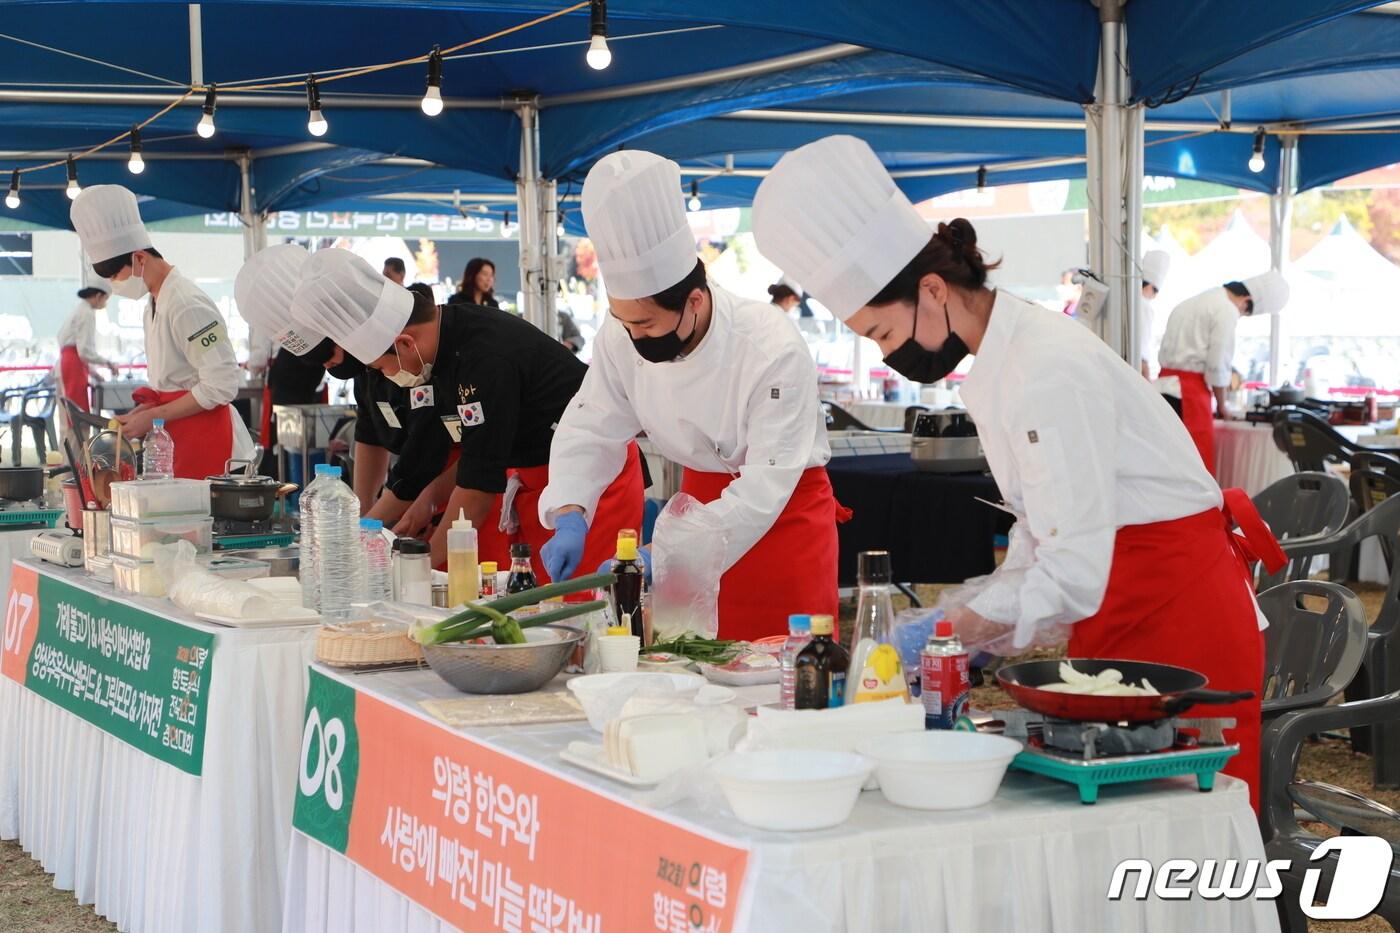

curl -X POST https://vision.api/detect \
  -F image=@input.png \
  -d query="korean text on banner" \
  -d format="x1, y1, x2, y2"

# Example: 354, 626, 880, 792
2, 563, 216, 775
294, 668, 750, 932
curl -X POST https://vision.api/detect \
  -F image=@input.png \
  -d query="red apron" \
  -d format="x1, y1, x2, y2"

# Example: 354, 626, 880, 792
59, 346, 91, 413
1159, 367, 1215, 473
680, 466, 844, 642
258, 382, 274, 449
473, 443, 645, 584
1068, 488, 1286, 812
131, 387, 233, 480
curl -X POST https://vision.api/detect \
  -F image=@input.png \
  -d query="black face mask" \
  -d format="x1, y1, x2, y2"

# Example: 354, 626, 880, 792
629, 307, 694, 364
882, 299, 969, 384
328, 356, 367, 380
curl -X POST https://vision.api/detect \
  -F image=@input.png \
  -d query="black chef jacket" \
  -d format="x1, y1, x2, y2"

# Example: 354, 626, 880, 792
424, 303, 586, 494
353, 369, 451, 501
268, 348, 325, 405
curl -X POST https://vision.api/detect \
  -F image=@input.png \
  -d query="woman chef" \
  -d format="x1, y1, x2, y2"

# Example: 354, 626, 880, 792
537, 150, 836, 642
71, 185, 252, 476
1158, 271, 1289, 472
753, 135, 1283, 808
56, 286, 114, 412
290, 248, 642, 574
1136, 250, 1170, 379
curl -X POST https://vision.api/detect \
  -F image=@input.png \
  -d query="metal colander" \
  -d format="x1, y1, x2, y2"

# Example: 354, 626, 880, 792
421, 624, 585, 694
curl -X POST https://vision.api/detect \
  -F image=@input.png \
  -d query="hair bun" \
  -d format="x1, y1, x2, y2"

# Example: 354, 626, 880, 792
766, 284, 781, 297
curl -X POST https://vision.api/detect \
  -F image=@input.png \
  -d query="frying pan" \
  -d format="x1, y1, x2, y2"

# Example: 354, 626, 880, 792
996, 658, 1255, 724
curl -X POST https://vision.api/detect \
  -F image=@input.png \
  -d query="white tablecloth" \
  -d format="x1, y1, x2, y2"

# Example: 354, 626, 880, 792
1213, 422, 1293, 498
283, 669, 1277, 933
0, 561, 316, 933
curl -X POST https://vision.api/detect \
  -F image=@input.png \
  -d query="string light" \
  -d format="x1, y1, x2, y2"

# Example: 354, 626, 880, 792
4, 170, 18, 210
65, 156, 80, 200
976, 165, 987, 192
197, 84, 217, 138
1248, 127, 1266, 173
127, 125, 145, 175
687, 180, 701, 212
556, 222, 566, 238
503, 209, 512, 227
306, 75, 328, 137
586, 0, 611, 70
421, 47, 444, 116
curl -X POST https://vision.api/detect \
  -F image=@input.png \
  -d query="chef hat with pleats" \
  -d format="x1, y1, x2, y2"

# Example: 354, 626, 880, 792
582, 150, 698, 300
1141, 250, 1171, 290
1242, 270, 1290, 316
235, 244, 328, 357
70, 185, 152, 264
753, 135, 931, 322
290, 247, 413, 363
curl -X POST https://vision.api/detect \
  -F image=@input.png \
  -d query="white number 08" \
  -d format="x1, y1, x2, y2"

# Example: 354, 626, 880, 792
299, 707, 346, 810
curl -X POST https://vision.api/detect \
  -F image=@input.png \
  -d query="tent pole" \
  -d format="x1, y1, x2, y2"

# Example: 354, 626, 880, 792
237, 151, 264, 261
515, 99, 546, 332
1269, 138, 1297, 387
540, 177, 560, 339
188, 4, 204, 88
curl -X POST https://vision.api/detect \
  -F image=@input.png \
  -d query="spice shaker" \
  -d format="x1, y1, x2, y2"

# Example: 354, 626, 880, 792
397, 538, 432, 606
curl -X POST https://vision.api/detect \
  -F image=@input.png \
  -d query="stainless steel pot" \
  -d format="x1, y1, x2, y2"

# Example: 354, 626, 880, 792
0, 466, 44, 502
207, 459, 282, 522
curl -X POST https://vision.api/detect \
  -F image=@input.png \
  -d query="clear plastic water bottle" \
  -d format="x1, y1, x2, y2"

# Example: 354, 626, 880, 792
299, 464, 339, 612
360, 518, 391, 602
314, 469, 364, 626
779, 613, 813, 710
141, 418, 175, 479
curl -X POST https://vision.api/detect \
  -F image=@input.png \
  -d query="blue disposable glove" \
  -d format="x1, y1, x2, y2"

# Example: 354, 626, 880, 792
541, 511, 588, 582
597, 543, 652, 584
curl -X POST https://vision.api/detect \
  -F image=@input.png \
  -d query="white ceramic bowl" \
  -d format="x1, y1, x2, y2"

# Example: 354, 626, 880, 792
566, 672, 706, 732
709, 750, 873, 832
857, 731, 1021, 810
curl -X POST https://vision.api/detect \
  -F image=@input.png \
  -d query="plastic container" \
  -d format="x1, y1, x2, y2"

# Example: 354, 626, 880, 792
847, 550, 907, 705
141, 419, 175, 479
109, 478, 211, 520
110, 515, 213, 560
709, 750, 873, 831
566, 671, 706, 732
596, 635, 640, 673
313, 470, 363, 626
856, 731, 1020, 810
398, 538, 432, 606
111, 553, 168, 597
779, 614, 813, 710
197, 554, 270, 580
298, 464, 339, 612
360, 518, 391, 602
446, 511, 479, 606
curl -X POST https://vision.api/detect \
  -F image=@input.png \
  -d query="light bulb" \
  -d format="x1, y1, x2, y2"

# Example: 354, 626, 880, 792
306, 75, 327, 137
4, 193, 17, 210
308, 109, 328, 137
1248, 152, 1265, 173
197, 84, 217, 138
421, 85, 443, 116
586, 35, 612, 70
556, 223, 566, 238
66, 179, 80, 200
128, 153, 145, 174
688, 195, 702, 212
687, 180, 701, 212
197, 112, 216, 138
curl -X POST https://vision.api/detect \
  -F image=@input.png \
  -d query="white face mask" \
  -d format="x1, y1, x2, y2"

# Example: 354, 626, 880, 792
110, 256, 148, 300
387, 341, 432, 388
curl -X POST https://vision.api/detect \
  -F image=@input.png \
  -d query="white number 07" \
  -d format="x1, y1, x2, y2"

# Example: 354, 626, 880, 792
2, 590, 34, 655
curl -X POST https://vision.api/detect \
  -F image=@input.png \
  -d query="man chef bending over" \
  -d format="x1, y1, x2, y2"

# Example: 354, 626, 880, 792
290, 248, 642, 573
71, 185, 252, 477
538, 150, 837, 642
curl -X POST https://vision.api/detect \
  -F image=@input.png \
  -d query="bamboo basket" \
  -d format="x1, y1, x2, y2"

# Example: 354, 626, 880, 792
315, 621, 424, 668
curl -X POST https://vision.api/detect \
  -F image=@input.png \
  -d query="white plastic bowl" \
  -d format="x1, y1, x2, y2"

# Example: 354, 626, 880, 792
857, 731, 1021, 810
709, 750, 873, 832
566, 672, 706, 732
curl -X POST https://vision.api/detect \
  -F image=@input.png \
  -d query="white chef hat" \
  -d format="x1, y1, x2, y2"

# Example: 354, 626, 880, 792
1141, 250, 1171, 290
70, 184, 152, 264
582, 150, 697, 300
234, 245, 328, 357
1242, 270, 1290, 315
290, 248, 414, 363
752, 135, 931, 322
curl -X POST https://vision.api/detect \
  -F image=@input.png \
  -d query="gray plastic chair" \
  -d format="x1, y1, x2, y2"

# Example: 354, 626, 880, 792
1253, 472, 1351, 590
822, 402, 873, 432
1272, 407, 1363, 473
1260, 689, 1400, 932
1271, 494, 1400, 786
1258, 580, 1367, 725
1349, 464, 1400, 576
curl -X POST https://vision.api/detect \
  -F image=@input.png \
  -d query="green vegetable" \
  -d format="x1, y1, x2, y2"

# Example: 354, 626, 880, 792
644, 634, 740, 664
491, 617, 527, 645
414, 573, 616, 645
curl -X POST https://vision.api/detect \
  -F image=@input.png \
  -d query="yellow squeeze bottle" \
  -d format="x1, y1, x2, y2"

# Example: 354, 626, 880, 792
446, 510, 480, 606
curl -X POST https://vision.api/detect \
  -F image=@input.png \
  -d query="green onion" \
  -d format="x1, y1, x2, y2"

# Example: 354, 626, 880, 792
414, 574, 616, 646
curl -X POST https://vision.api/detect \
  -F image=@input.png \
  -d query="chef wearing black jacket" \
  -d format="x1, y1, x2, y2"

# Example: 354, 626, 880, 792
289, 247, 643, 574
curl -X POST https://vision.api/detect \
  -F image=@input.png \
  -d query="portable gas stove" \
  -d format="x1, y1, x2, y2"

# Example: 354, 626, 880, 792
0, 498, 65, 531
212, 516, 295, 551
989, 709, 1240, 804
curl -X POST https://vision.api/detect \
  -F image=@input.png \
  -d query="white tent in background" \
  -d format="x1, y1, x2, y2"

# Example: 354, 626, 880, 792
1290, 215, 1400, 337
1176, 210, 1272, 302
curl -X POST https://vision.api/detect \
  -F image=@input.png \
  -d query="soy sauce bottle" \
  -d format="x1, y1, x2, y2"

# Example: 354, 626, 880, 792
506, 542, 537, 594
793, 614, 850, 710
608, 529, 646, 642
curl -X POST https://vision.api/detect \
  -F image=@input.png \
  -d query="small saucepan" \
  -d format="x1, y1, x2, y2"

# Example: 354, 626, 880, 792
996, 658, 1255, 724
0, 466, 44, 503
207, 459, 284, 522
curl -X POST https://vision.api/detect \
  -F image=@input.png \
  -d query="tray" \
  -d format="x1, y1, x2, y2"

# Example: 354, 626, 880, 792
1011, 743, 1240, 804
696, 661, 781, 686
196, 607, 321, 628
0, 508, 64, 528
559, 741, 660, 787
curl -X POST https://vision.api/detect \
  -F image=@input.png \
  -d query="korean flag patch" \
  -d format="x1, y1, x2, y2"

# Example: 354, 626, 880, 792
410, 385, 435, 409
458, 401, 485, 426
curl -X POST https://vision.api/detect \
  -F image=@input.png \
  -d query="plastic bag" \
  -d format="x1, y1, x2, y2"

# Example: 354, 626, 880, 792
161, 540, 283, 619
650, 493, 727, 641
936, 514, 1069, 655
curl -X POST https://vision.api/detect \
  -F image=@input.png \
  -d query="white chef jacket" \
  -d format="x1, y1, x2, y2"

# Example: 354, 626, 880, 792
1158, 287, 1240, 388
539, 284, 830, 572
959, 290, 1223, 644
145, 267, 254, 458
1136, 294, 1155, 372
57, 300, 101, 364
